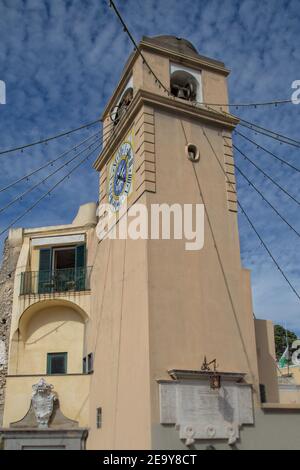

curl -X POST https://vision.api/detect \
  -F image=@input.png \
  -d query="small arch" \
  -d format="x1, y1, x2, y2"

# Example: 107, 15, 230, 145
110, 87, 133, 126
18, 298, 88, 338
186, 143, 200, 162
10, 299, 88, 375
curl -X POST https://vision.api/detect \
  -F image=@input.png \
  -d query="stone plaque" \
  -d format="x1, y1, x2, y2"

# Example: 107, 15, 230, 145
159, 378, 253, 446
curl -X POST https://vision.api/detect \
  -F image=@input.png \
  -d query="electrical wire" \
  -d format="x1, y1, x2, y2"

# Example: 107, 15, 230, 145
108, 0, 300, 153
195, 101, 300, 149
238, 200, 300, 302
199, 99, 293, 108
0, 134, 100, 216
108, 2, 294, 110
0, 97, 131, 237
238, 119, 300, 148
234, 130, 300, 173
235, 164, 300, 238
202, 128, 300, 303
0, 131, 99, 194
108, 0, 170, 95
0, 117, 101, 157
0, 140, 103, 237
233, 144, 300, 206
0, 121, 116, 194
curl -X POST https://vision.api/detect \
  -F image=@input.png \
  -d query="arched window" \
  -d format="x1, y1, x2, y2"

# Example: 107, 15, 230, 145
110, 87, 133, 126
170, 70, 198, 102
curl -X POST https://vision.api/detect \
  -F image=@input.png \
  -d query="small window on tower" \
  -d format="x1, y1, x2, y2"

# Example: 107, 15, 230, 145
96, 407, 102, 428
186, 143, 200, 162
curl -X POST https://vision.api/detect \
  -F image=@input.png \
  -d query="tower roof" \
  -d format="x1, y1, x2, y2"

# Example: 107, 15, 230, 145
142, 35, 200, 58
141, 35, 225, 67
121, 35, 225, 78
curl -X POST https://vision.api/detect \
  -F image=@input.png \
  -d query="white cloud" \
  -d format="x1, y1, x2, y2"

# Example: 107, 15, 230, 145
0, 0, 299, 331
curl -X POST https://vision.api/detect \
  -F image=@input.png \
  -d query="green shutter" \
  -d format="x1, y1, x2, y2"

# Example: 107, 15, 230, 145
75, 244, 86, 290
76, 244, 85, 268
39, 248, 52, 270
38, 248, 52, 293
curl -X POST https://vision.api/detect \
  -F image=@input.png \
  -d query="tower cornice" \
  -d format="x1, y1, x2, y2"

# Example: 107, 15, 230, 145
94, 88, 239, 171
101, 39, 230, 121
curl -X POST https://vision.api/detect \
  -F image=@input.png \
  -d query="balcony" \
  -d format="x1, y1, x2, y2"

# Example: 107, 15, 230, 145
20, 267, 92, 295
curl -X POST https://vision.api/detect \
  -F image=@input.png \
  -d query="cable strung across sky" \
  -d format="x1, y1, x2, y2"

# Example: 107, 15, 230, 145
0, 134, 100, 216
238, 118, 300, 148
0, 138, 104, 237
107, 0, 300, 305
0, 117, 101, 157
234, 131, 300, 173
233, 144, 300, 206
235, 164, 300, 239
202, 128, 300, 304
0, 121, 117, 194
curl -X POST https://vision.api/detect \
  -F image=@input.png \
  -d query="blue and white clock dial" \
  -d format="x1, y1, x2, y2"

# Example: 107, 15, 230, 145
108, 140, 134, 211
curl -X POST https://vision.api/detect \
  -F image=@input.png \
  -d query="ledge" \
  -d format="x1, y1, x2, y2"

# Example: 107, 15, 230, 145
0, 427, 88, 434
102, 38, 230, 119
7, 373, 92, 378
161, 369, 246, 382
19, 289, 91, 298
94, 88, 239, 171
261, 403, 300, 410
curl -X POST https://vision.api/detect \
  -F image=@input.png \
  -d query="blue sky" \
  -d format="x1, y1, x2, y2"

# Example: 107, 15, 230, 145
0, 0, 299, 333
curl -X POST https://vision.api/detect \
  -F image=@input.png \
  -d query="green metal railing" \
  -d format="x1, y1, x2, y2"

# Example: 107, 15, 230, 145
20, 267, 92, 295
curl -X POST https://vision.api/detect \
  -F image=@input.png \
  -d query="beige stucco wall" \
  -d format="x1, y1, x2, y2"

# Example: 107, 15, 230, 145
2, 38, 287, 450
279, 365, 300, 383
278, 365, 300, 404
87, 39, 266, 449
2, 204, 96, 434
9, 305, 85, 376
255, 319, 279, 403
151, 406, 300, 450
145, 109, 261, 437
279, 386, 300, 404
3, 374, 90, 428
86, 225, 152, 450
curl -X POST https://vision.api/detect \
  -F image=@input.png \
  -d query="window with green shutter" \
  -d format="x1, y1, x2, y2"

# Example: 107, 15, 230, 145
47, 352, 67, 375
38, 248, 52, 293
37, 244, 86, 293
75, 244, 86, 290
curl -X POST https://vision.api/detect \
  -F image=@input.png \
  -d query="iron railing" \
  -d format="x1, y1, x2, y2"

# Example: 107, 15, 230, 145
20, 267, 92, 295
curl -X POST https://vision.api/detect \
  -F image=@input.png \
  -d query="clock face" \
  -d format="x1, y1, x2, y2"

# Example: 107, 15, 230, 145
108, 135, 134, 212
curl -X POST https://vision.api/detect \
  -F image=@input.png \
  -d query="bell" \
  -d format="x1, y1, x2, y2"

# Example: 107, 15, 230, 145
177, 87, 186, 99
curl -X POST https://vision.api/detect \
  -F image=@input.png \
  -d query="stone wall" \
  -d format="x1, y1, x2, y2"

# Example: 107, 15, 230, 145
0, 235, 22, 426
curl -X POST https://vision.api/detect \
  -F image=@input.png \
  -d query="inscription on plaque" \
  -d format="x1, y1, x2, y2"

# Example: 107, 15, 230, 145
159, 380, 253, 446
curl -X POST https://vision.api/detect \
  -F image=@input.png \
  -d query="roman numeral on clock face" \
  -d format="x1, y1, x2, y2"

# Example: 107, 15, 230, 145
107, 135, 135, 211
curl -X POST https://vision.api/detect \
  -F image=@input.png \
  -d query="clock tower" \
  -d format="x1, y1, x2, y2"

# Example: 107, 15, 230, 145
89, 36, 276, 449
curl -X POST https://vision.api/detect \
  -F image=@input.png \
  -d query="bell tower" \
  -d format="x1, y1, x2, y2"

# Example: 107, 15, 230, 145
90, 36, 264, 450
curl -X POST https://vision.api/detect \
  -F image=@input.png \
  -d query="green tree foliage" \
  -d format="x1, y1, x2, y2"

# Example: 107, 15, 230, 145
274, 324, 297, 360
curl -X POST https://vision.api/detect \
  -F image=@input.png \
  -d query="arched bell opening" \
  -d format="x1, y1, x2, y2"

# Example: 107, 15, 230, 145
170, 70, 198, 102
110, 87, 134, 127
